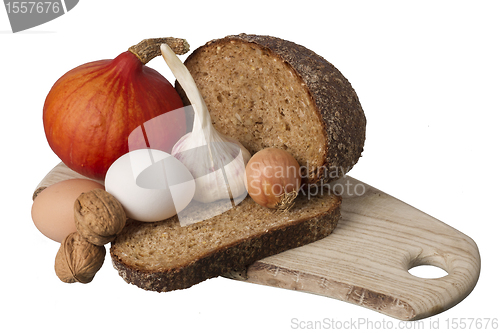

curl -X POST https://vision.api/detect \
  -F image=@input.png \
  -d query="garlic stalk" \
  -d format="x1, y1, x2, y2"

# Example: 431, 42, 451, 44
160, 44, 251, 204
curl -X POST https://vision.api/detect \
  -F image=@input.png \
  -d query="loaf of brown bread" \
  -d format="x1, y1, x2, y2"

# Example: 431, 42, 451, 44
177, 33, 366, 184
110, 34, 365, 292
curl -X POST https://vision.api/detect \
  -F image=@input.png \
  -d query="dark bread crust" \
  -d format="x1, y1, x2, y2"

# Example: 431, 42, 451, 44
181, 33, 366, 183
110, 197, 341, 292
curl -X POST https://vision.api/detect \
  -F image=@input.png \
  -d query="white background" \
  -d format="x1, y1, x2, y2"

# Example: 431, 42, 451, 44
1, 1, 498, 332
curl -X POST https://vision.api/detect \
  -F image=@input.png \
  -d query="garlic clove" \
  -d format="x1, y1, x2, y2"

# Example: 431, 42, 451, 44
172, 135, 249, 202
223, 147, 250, 206
191, 170, 232, 203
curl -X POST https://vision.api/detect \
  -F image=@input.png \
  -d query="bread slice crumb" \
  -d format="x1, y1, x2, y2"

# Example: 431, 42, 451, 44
111, 192, 341, 292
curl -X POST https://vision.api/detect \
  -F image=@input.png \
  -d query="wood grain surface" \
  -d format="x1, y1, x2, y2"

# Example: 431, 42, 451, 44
35, 162, 480, 321
239, 176, 480, 321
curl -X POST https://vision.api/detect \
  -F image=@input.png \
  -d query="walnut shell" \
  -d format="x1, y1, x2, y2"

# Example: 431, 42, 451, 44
74, 189, 127, 246
54, 232, 106, 283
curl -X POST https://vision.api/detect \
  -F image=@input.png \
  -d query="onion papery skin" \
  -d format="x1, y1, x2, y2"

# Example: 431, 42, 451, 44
43, 51, 186, 180
245, 148, 302, 209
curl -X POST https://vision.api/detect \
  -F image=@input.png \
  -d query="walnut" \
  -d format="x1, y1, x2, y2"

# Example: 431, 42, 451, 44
54, 232, 106, 283
74, 189, 127, 246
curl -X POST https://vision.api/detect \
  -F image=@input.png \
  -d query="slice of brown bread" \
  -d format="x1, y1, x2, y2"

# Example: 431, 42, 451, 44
177, 33, 366, 184
111, 192, 341, 292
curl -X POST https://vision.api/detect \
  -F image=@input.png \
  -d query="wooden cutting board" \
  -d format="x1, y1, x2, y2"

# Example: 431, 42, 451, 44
238, 176, 480, 321
35, 163, 480, 321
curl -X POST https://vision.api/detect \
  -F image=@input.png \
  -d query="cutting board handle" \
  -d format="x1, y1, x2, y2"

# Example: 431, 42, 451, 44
240, 176, 481, 320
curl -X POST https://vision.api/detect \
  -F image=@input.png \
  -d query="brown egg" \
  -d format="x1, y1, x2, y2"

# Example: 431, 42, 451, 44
31, 178, 105, 243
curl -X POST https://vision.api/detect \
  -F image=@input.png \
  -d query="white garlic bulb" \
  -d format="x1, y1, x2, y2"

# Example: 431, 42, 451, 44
160, 44, 251, 204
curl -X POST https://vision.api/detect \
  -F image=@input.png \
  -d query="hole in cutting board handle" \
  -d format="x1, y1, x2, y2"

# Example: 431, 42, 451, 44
408, 265, 448, 279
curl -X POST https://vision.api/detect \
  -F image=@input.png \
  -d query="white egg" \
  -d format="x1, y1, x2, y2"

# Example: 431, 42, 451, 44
105, 149, 195, 222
